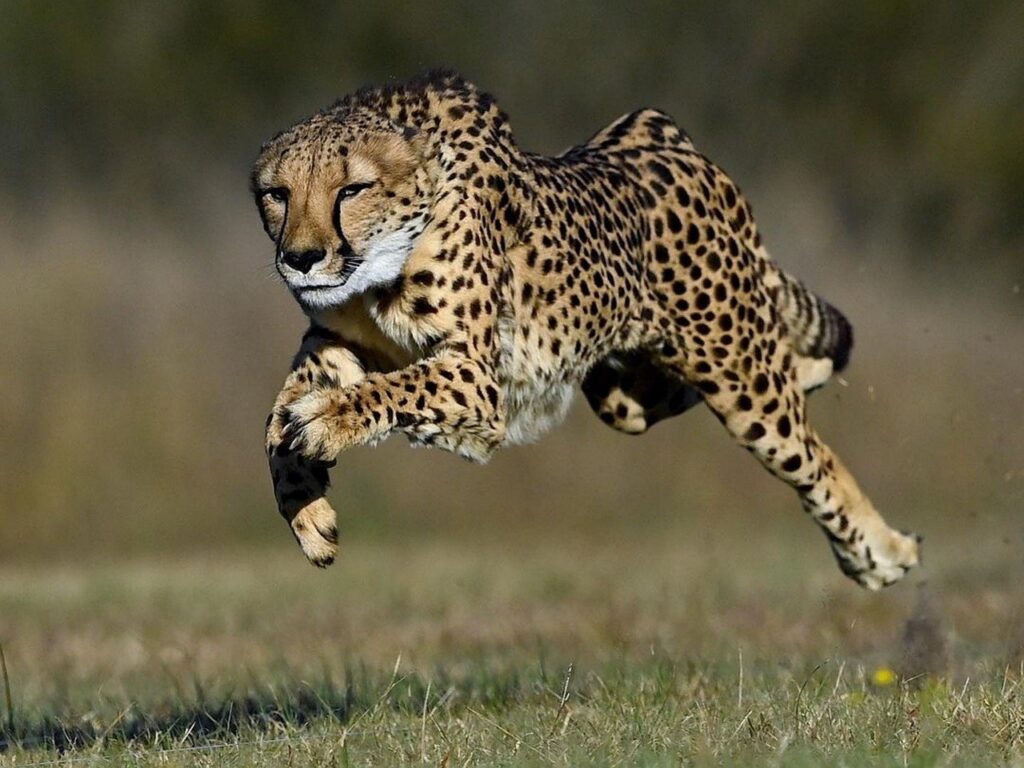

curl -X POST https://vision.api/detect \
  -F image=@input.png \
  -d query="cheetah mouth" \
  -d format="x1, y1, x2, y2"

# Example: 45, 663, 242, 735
337, 255, 364, 284
294, 284, 343, 298
292, 257, 365, 296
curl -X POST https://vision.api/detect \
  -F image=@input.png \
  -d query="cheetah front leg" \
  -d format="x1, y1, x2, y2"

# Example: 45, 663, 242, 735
266, 326, 367, 566
283, 352, 505, 465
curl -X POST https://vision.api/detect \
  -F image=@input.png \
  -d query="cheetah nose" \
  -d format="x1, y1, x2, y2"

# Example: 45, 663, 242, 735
282, 248, 326, 274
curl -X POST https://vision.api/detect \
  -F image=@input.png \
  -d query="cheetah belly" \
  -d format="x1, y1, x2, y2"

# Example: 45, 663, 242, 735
495, 301, 575, 445
503, 378, 575, 445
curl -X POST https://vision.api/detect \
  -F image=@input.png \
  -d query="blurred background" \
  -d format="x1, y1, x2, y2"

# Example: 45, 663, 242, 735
1, 0, 1021, 569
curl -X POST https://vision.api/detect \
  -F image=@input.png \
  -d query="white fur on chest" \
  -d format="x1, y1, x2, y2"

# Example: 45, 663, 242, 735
497, 305, 575, 445
503, 379, 575, 445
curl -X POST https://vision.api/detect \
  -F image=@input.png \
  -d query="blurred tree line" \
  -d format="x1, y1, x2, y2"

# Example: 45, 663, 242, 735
1, 0, 1021, 272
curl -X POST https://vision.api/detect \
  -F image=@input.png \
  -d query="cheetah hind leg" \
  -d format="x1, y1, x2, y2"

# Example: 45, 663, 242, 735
659, 345, 920, 590
582, 351, 702, 435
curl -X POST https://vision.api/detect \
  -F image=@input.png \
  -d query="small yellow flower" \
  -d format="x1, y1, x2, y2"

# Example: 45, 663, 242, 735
872, 666, 897, 686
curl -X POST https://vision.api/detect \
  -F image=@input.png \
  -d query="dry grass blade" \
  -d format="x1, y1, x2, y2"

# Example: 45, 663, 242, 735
548, 663, 574, 738
0, 642, 12, 736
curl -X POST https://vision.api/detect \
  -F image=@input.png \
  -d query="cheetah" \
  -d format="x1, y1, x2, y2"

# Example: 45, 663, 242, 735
252, 70, 920, 590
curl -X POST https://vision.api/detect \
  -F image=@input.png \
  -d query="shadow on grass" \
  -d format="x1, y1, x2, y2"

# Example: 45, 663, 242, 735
0, 664, 537, 754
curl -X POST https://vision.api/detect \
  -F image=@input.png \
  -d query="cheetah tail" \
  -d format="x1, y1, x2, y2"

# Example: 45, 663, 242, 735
774, 271, 854, 373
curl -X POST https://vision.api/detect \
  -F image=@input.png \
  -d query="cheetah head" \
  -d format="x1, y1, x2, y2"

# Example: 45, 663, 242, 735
252, 110, 436, 311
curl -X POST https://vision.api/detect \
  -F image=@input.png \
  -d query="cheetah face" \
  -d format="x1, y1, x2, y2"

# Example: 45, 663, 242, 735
253, 115, 435, 311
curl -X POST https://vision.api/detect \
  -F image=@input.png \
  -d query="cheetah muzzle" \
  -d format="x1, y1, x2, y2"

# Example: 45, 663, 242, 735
251, 70, 921, 590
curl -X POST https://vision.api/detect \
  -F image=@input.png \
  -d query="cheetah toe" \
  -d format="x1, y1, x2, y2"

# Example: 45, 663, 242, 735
833, 527, 921, 590
290, 498, 339, 567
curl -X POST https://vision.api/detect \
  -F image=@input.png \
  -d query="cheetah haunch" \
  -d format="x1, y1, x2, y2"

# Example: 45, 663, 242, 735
252, 71, 920, 590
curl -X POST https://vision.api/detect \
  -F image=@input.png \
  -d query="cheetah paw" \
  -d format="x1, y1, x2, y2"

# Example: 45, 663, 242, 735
598, 389, 648, 435
289, 497, 339, 567
832, 527, 922, 590
283, 390, 363, 462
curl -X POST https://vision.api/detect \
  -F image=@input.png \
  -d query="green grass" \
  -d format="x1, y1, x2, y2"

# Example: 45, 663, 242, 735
2, 532, 1023, 766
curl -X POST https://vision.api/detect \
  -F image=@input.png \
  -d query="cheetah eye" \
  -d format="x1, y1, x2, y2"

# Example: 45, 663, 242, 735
262, 187, 289, 204
337, 182, 373, 201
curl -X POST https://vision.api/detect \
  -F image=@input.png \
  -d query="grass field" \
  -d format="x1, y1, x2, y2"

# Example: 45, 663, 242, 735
2, 526, 1023, 766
